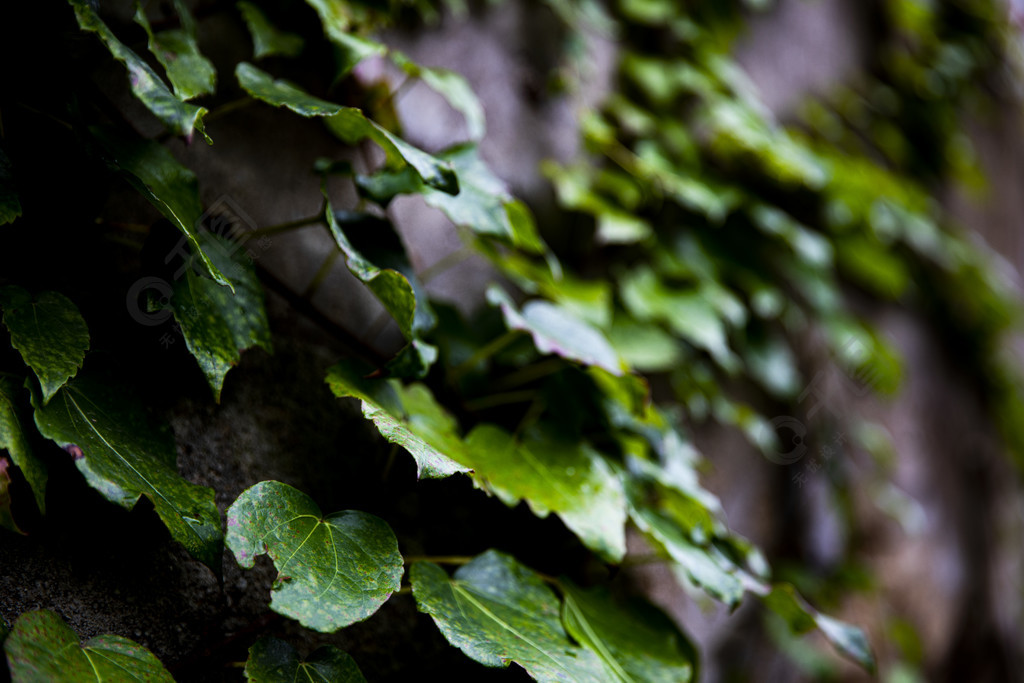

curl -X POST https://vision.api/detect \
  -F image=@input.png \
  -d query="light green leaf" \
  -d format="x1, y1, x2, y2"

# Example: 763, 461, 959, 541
4, 609, 174, 682
90, 127, 231, 289
134, 0, 216, 100
561, 580, 696, 683
392, 52, 486, 140
169, 233, 272, 401
326, 360, 471, 479
303, 0, 386, 74
0, 147, 21, 225
765, 584, 876, 672
0, 377, 45, 513
236, 63, 457, 194
410, 551, 608, 682
0, 456, 25, 534
358, 145, 545, 252
32, 375, 223, 572
226, 481, 403, 632
0, 287, 89, 403
487, 286, 623, 376
245, 636, 367, 682
237, 1, 303, 59
463, 425, 627, 562
68, 0, 209, 142
606, 319, 682, 372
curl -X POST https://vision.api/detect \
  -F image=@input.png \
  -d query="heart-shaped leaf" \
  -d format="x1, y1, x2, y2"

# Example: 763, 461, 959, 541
463, 425, 627, 562
237, 1, 303, 59
4, 609, 174, 682
0, 287, 89, 403
0, 147, 21, 225
226, 481, 403, 632
411, 551, 608, 682
303, 0, 386, 74
31, 374, 223, 573
236, 63, 456, 194
67, 0, 209, 143
169, 233, 272, 401
326, 360, 471, 479
561, 580, 697, 682
0, 377, 45, 513
487, 286, 623, 376
89, 126, 232, 289
135, 0, 216, 100
245, 637, 366, 683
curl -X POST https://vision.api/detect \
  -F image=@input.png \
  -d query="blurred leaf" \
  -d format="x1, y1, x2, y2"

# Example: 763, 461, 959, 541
236, 63, 457, 193
0, 457, 24, 534
4, 610, 174, 682
303, 0, 386, 74
168, 233, 272, 401
411, 551, 607, 682
0, 287, 89, 403
561, 580, 697, 682
0, 377, 45, 513
89, 127, 231, 288
32, 375, 223, 573
237, 1, 303, 59
68, 0, 209, 142
392, 51, 486, 140
226, 481, 403, 632
245, 637, 366, 682
135, 0, 216, 100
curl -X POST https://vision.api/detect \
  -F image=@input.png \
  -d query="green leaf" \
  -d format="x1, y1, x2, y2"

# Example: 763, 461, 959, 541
169, 233, 272, 401
0, 286, 89, 403
392, 52, 486, 140
326, 360, 471, 479
487, 286, 623, 376
764, 584, 875, 672
68, 0, 209, 142
236, 63, 457, 194
561, 580, 696, 683
463, 425, 627, 562
134, 0, 217, 100
245, 637, 367, 683
89, 127, 232, 289
0, 147, 21, 225
303, 0, 386, 75
4, 609, 174, 682
410, 551, 607, 682
358, 145, 545, 252
0, 377, 45, 513
0, 457, 25, 534
237, 1, 304, 59
226, 481, 403, 632
31, 374, 223, 572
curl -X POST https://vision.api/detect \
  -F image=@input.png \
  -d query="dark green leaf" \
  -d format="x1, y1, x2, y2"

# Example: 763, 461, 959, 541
89, 127, 232, 289
236, 63, 457, 193
326, 360, 471, 479
0, 457, 25, 534
68, 0, 209, 142
169, 233, 272, 401
0, 377, 45, 513
392, 52, 486, 140
4, 609, 174, 682
245, 637, 366, 682
32, 375, 222, 572
463, 425, 627, 562
0, 147, 21, 225
410, 551, 607, 682
765, 584, 876, 672
135, 0, 216, 100
561, 580, 696, 682
487, 286, 623, 376
0, 287, 89, 403
237, 1, 304, 59
303, 0, 386, 74
226, 481, 403, 632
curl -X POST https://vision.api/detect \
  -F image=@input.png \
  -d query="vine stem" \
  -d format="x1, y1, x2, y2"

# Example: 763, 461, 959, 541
449, 330, 523, 381
247, 212, 324, 238
463, 390, 537, 412
419, 246, 476, 285
404, 555, 476, 565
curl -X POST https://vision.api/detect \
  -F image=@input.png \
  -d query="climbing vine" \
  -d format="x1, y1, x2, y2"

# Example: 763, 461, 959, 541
1, 0, 1021, 680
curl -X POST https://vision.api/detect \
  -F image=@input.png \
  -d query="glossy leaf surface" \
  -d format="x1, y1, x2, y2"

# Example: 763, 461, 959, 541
245, 636, 366, 683
135, 0, 215, 100
226, 481, 403, 632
